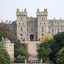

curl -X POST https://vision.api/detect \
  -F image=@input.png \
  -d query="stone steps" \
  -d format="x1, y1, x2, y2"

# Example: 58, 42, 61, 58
22, 41, 41, 43
28, 42, 38, 61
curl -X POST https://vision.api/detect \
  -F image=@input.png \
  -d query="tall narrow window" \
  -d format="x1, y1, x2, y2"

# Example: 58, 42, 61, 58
27, 28, 28, 32
21, 18, 22, 20
21, 27, 23, 31
42, 27, 44, 32
42, 18, 43, 20
31, 28, 33, 32
52, 29, 53, 32
23, 23, 24, 25
21, 34, 23, 36
42, 33, 43, 36
19, 23, 21, 25
52, 23, 53, 25
58, 28, 59, 32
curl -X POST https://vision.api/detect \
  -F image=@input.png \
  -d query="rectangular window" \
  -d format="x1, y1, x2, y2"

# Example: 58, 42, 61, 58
21, 18, 22, 20
42, 33, 43, 36
21, 34, 23, 36
23, 23, 24, 25
21, 27, 23, 31
40, 23, 41, 25
42, 27, 44, 32
31, 28, 33, 32
19, 23, 21, 25
52, 29, 53, 32
58, 28, 59, 32
42, 18, 43, 20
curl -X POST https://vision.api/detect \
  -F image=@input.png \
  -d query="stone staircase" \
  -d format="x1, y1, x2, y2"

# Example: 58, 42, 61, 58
22, 41, 40, 43
28, 41, 38, 61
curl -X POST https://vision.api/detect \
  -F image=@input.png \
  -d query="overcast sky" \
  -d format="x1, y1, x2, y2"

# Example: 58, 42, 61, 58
0, 0, 64, 21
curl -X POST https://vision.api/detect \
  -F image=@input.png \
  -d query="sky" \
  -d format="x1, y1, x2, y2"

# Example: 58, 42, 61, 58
0, 0, 64, 21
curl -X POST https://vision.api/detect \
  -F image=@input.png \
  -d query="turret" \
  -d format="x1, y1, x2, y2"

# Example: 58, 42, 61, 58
37, 9, 48, 40
16, 9, 27, 42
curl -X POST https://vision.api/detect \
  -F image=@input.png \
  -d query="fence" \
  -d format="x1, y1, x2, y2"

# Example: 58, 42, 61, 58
11, 60, 54, 64
11, 63, 54, 64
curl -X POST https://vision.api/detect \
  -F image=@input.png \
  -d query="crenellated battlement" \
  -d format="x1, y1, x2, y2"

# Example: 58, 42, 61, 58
36, 9, 48, 16
16, 8, 27, 16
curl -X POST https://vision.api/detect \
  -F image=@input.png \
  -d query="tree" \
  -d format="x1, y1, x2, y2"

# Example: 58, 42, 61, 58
54, 32, 64, 46
37, 44, 52, 62
55, 47, 64, 64
49, 32, 64, 63
0, 44, 10, 64
40, 34, 53, 43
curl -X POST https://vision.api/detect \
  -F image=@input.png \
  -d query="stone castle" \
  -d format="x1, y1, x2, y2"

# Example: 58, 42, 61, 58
16, 8, 64, 42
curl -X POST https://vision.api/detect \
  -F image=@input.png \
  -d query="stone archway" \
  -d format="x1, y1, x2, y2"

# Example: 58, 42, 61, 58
30, 34, 34, 41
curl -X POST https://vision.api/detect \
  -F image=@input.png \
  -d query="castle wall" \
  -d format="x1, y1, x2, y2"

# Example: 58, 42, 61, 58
27, 19, 37, 41
16, 9, 64, 42
48, 19, 64, 35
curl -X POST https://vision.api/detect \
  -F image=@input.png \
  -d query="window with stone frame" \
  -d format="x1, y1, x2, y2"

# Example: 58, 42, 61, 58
44, 23, 45, 25
27, 28, 28, 32
21, 34, 23, 36
19, 23, 21, 25
42, 18, 43, 20
52, 29, 53, 32
31, 28, 33, 32
21, 27, 23, 31
42, 33, 43, 36
23, 23, 24, 25
58, 28, 59, 32
21, 18, 22, 20
42, 27, 44, 32
40, 23, 41, 25
51, 23, 53, 26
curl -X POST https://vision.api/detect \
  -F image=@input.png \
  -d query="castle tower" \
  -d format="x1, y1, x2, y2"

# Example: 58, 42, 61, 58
16, 9, 27, 42
36, 9, 48, 40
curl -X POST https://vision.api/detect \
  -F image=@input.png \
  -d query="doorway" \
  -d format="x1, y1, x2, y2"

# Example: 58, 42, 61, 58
30, 35, 34, 41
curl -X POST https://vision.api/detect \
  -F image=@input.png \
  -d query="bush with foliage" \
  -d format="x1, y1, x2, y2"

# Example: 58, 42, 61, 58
14, 40, 28, 63
0, 44, 10, 64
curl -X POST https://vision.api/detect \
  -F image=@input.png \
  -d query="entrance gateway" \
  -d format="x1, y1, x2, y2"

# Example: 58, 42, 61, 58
30, 35, 34, 41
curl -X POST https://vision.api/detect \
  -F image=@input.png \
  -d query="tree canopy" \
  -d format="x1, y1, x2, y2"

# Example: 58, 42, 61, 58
37, 32, 64, 63
55, 47, 64, 64
40, 34, 53, 43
